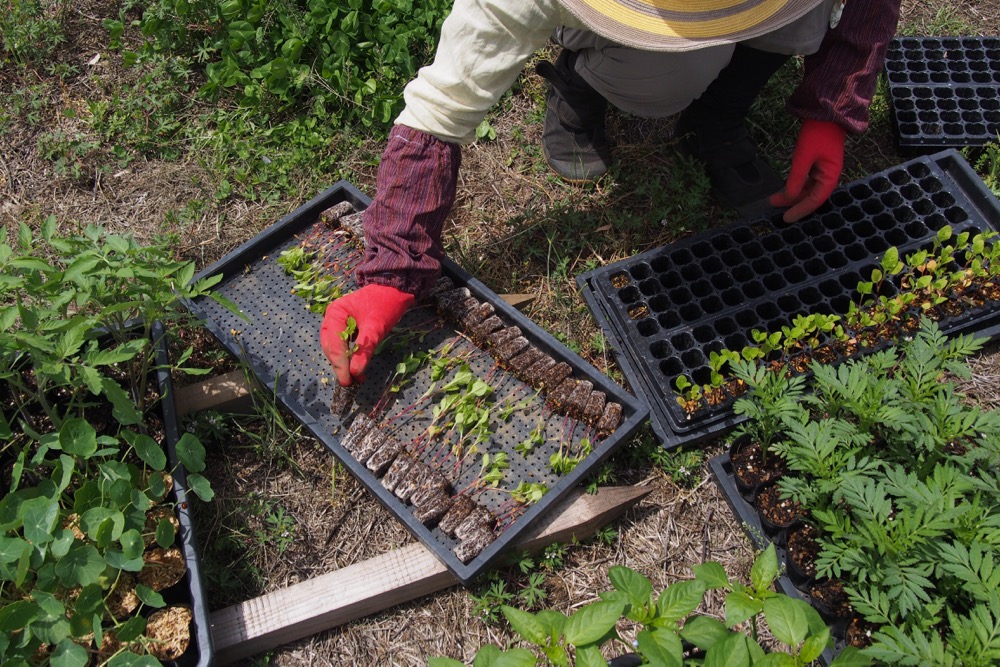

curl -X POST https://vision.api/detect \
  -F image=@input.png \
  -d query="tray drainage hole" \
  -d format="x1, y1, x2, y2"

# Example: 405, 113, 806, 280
724, 333, 748, 352
913, 198, 936, 215
649, 294, 671, 313
793, 243, 816, 261
691, 280, 713, 298
680, 303, 704, 322
763, 273, 786, 291
833, 228, 856, 246
839, 270, 862, 290
824, 251, 848, 269
668, 287, 693, 305
618, 286, 641, 304
756, 302, 779, 320
864, 236, 889, 254
778, 294, 801, 314
711, 234, 734, 251
741, 242, 765, 260
813, 235, 835, 253
702, 256, 724, 274
670, 248, 693, 265
742, 280, 765, 299
880, 191, 904, 208
829, 191, 853, 208
658, 311, 682, 329
636, 318, 660, 337
907, 162, 931, 179
849, 183, 873, 200
862, 199, 885, 216
781, 227, 806, 245
821, 214, 843, 231
630, 263, 652, 280
690, 366, 712, 387
819, 279, 842, 298
753, 258, 776, 275
869, 176, 892, 193
660, 270, 682, 290
799, 286, 823, 306
783, 265, 807, 284
945, 206, 969, 224
712, 273, 735, 290
650, 256, 672, 273
715, 316, 737, 336
804, 258, 827, 277
854, 220, 877, 238
772, 250, 795, 268
722, 288, 743, 307
830, 295, 852, 315
732, 264, 754, 282
628, 303, 651, 320
681, 264, 705, 281
691, 241, 713, 258
888, 169, 910, 186
731, 227, 755, 244
639, 278, 662, 296
702, 296, 724, 315
610, 272, 632, 289
692, 325, 716, 344
735, 309, 759, 328
845, 243, 867, 262
905, 220, 928, 239
873, 213, 897, 232
659, 358, 683, 375
722, 248, 744, 266
671, 332, 696, 352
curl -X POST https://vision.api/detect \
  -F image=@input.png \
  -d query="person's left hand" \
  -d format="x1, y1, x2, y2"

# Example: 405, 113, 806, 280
769, 120, 847, 223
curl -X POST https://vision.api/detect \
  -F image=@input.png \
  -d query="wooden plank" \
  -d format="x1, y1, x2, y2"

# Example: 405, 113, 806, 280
500, 293, 536, 311
210, 485, 650, 664
173, 370, 254, 417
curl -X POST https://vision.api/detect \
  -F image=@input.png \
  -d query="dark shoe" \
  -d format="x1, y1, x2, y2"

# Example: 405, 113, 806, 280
536, 50, 611, 182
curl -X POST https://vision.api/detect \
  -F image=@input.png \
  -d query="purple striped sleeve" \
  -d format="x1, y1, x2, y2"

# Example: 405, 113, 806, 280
787, 0, 902, 133
355, 124, 462, 298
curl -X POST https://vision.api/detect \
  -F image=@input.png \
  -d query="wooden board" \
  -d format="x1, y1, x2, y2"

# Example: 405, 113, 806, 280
209, 485, 650, 664
173, 369, 253, 417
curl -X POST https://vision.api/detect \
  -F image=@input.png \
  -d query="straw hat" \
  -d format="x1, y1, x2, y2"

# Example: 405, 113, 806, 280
555, 0, 827, 51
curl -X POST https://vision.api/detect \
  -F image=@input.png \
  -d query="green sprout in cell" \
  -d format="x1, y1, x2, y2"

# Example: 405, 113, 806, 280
510, 481, 548, 505
515, 418, 546, 454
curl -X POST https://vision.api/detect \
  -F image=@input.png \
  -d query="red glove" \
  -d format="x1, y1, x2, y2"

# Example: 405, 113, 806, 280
769, 120, 847, 223
321, 284, 415, 386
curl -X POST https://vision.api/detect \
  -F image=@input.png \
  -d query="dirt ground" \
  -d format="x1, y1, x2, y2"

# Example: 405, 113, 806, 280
4, 1, 1000, 665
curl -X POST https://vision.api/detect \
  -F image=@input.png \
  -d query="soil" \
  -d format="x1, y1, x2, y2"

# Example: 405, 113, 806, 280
787, 523, 819, 580
755, 483, 806, 530
731, 439, 785, 491
845, 616, 878, 649
810, 579, 855, 620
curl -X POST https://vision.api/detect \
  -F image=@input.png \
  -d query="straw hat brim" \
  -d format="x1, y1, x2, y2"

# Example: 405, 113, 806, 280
555, 0, 826, 52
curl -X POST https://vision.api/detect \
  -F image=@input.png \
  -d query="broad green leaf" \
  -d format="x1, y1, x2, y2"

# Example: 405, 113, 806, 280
73, 584, 105, 617
680, 615, 731, 650
574, 645, 607, 667
80, 508, 124, 542
491, 649, 536, 667
50, 638, 89, 667
120, 529, 144, 560
106, 651, 161, 667
428, 659, 465, 667
501, 606, 546, 646
473, 644, 502, 667
880, 246, 899, 273
64, 256, 102, 284
54, 542, 105, 587
155, 517, 176, 549
563, 600, 623, 647
41, 215, 56, 241
50, 529, 75, 558
754, 654, 796, 666
693, 561, 730, 589
534, 609, 566, 640
800, 633, 829, 664
636, 628, 683, 667
52, 455, 75, 493
763, 597, 809, 648
186, 473, 215, 501
609, 565, 653, 606
58, 419, 97, 457
0, 600, 39, 632
100, 377, 142, 425
704, 632, 751, 667
175, 432, 207, 472
116, 615, 147, 643
85, 339, 146, 366
21, 497, 59, 546
657, 579, 707, 622
125, 431, 166, 471
828, 646, 872, 666
104, 548, 145, 573
750, 545, 779, 593
135, 583, 166, 608
724, 590, 762, 628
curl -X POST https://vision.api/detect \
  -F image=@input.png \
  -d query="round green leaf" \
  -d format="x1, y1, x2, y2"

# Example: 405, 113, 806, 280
563, 600, 623, 647
135, 583, 166, 608
54, 543, 105, 587
21, 497, 59, 546
58, 419, 97, 458
473, 644, 501, 667
704, 632, 751, 667
50, 638, 88, 667
724, 590, 762, 628
492, 648, 536, 667
127, 431, 166, 471
106, 652, 161, 667
575, 644, 608, 667
155, 517, 176, 549
115, 615, 147, 643
119, 529, 144, 560
175, 433, 206, 472
693, 562, 730, 590
0, 600, 39, 632
186, 473, 214, 502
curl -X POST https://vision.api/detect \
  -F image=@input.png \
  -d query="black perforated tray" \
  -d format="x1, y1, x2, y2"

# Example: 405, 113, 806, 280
886, 36, 1000, 151
709, 453, 842, 666
578, 151, 1000, 449
183, 182, 646, 584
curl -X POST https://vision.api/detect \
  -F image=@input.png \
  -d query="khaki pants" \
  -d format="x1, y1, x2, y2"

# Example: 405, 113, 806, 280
554, 0, 838, 118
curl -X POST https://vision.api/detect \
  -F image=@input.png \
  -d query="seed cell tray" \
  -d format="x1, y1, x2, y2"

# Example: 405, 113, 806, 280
886, 36, 1000, 151
709, 453, 842, 666
578, 150, 1000, 450
183, 181, 646, 584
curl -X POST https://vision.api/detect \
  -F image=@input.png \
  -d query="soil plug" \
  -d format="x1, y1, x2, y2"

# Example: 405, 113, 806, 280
414, 489, 454, 526
382, 453, 417, 493
319, 200, 356, 226
564, 380, 594, 419
330, 383, 358, 419
455, 505, 494, 541
582, 390, 607, 426
455, 524, 495, 563
539, 361, 573, 391
342, 413, 376, 455
439, 495, 475, 536
596, 401, 623, 437
366, 434, 405, 476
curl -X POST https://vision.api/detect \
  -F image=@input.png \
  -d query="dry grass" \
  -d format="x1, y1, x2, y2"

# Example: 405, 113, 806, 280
4, 1, 1000, 665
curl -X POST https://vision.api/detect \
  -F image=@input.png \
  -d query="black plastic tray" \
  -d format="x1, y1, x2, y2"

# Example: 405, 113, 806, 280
183, 182, 647, 585
577, 150, 1000, 450
709, 453, 843, 665
154, 323, 214, 667
886, 36, 1000, 151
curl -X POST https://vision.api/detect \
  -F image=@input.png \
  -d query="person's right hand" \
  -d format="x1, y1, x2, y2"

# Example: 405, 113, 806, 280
320, 284, 415, 386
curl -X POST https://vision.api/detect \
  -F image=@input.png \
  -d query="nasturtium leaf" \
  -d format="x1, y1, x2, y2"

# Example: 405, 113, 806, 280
609, 565, 653, 607
135, 583, 166, 608
116, 615, 147, 643
119, 529, 144, 560
58, 419, 97, 458
125, 431, 165, 471
105, 651, 161, 667
636, 628, 683, 667
693, 561, 730, 590
130, 488, 152, 513
103, 547, 145, 573
81, 508, 123, 542
501, 606, 546, 646
0, 600, 39, 632
763, 596, 809, 648
724, 590, 762, 628
21, 497, 59, 546
186, 473, 215, 502
750, 545, 779, 593
68, 610, 94, 641
55, 542, 105, 587
574, 644, 608, 667
680, 615, 730, 650
472, 644, 501, 667
0, 536, 31, 564
52, 455, 75, 493
175, 432, 207, 472
73, 584, 105, 617
156, 518, 176, 549
563, 600, 624, 647
49, 637, 90, 667
657, 579, 707, 623
32, 592, 70, 645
